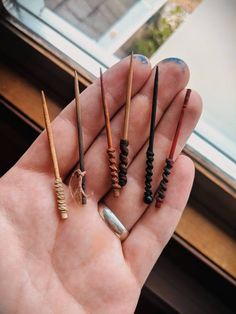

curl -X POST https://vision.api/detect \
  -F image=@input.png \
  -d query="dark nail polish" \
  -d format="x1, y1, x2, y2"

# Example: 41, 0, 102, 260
133, 54, 149, 64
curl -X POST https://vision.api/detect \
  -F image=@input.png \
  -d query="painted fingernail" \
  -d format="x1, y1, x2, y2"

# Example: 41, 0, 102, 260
161, 57, 186, 67
133, 54, 149, 64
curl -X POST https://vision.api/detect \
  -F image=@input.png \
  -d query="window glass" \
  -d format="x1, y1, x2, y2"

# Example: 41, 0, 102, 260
150, 0, 236, 175
116, 0, 201, 58
45, 0, 138, 40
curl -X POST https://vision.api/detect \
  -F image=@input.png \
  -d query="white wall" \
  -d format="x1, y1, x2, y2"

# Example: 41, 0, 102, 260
151, 0, 236, 159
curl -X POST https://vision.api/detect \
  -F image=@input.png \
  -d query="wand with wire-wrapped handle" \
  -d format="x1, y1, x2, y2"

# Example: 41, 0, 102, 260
41, 91, 68, 219
100, 68, 121, 197
74, 70, 87, 205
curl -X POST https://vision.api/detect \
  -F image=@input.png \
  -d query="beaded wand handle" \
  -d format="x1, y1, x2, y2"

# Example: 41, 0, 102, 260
144, 66, 159, 204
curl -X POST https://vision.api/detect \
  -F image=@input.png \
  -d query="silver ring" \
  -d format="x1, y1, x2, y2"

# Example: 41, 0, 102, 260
98, 205, 129, 241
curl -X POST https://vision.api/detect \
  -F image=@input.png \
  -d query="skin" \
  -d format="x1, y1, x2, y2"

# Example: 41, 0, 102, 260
0, 55, 202, 314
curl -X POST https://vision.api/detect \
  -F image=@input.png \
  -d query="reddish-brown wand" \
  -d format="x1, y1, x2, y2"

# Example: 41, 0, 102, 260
155, 89, 191, 208
100, 68, 121, 197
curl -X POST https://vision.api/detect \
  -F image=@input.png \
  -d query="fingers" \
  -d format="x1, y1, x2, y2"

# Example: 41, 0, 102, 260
123, 155, 195, 286
104, 90, 202, 229
15, 55, 152, 177
83, 59, 190, 201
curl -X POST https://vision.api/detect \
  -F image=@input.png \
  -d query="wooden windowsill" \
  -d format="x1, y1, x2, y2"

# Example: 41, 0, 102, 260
176, 202, 236, 281
0, 60, 62, 127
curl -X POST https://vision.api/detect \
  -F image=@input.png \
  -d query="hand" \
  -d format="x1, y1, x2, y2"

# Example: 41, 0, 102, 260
0, 56, 202, 314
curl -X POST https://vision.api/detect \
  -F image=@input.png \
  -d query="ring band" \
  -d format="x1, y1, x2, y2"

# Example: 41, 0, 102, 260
98, 205, 129, 241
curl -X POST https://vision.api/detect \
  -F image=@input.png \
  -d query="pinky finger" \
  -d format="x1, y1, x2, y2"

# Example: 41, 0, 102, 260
123, 155, 195, 286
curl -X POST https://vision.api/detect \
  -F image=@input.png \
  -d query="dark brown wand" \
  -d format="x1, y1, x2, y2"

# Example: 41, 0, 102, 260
74, 70, 87, 205
155, 89, 191, 208
100, 68, 121, 197
119, 52, 134, 186
144, 66, 159, 204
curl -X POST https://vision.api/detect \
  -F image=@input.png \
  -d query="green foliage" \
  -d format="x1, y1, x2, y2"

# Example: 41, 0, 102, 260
129, 5, 186, 58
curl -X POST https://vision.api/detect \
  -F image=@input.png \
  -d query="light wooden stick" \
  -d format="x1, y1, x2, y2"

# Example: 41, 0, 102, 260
41, 91, 68, 219
118, 52, 134, 186
123, 52, 134, 140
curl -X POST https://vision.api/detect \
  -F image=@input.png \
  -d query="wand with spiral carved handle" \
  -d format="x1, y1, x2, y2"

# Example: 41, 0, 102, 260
144, 149, 154, 204
41, 91, 68, 219
119, 139, 129, 186
155, 89, 191, 208
155, 158, 173, 208
100, 68, 121, 197
119, 53, 134, 186
144, 66, 159, 204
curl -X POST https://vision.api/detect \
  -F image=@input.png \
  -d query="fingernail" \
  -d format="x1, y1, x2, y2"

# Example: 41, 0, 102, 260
161, 57, 186, 67
133, 54, 149, 64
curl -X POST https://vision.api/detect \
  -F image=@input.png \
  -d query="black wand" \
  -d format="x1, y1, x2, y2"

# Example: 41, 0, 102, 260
144, 66, 159, 204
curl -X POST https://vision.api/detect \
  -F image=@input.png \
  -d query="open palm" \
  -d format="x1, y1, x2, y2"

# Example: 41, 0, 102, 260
0, 56, 202, 314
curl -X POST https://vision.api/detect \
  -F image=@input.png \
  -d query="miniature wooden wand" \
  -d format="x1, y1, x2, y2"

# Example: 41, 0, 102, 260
144, 66, 159, 204
41, 91, 68, 219
100, 68, 121, 197
74, 70, 87, 205
118, 52, 134, 186
155, 89, 191, 208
